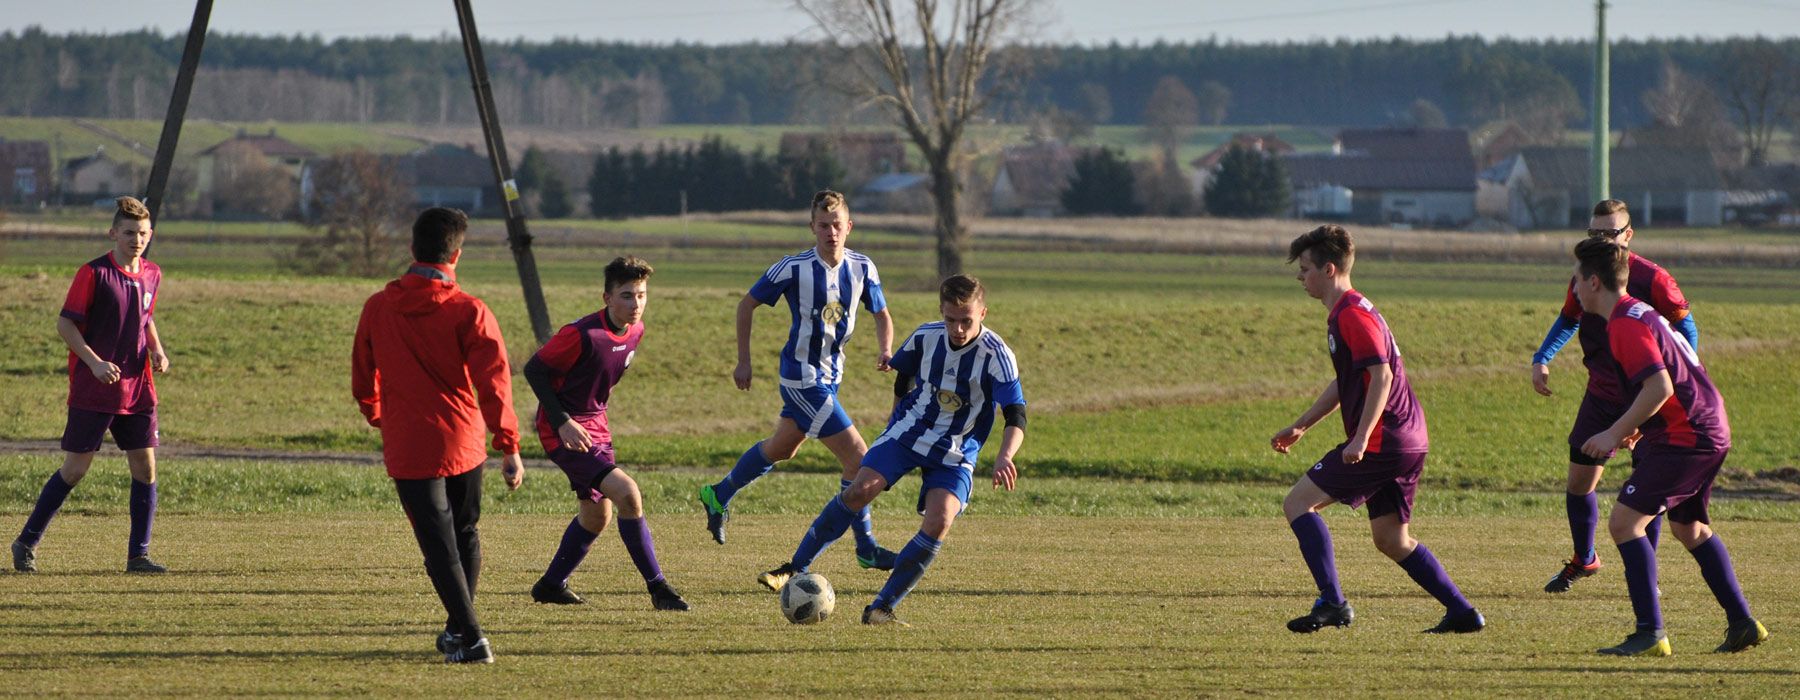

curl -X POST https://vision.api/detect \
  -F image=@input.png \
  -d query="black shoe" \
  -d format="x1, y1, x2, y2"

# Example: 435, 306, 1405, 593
1598, 629, 1671, 656
444, 636, 494, 664
125, 556, 167, 573
531, 578, 586, 605
11, 539, 35, 573
1544, 556, 1602, 593
1287, 599, 1354, 633
1423, 608, 1486, 634
436, 628, 459, 654
648, 579, 690, 611
856, 546, 898, 571
1716, 618, 1769, 653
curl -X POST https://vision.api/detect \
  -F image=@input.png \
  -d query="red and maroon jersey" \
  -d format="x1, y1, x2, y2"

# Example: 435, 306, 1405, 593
1606, 295, 1729, 451
61, 253, 161, 414
1327, 290, 1428, 454
1560, 252, 1688, 404
532, 312, 644, 450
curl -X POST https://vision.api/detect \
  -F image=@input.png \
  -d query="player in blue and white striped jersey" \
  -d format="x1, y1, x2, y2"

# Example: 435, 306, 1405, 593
698, 190, 899, 571
757, 275, 1028, 626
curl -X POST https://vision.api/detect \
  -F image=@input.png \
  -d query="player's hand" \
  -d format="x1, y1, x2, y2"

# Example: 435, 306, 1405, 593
87, 359, 122, 384
1271, 425, 1305, 454
150, 348, 170, 373
992, 454, 1018, 491
876, 351, 893, 372
733, 360, 752, 391
1621, 429, 1642, 452
1580, 430, 1621, 460
1341, 437, 1367, 464
557, 420, 594, 454
1531, 363, 1552, 396
500, 453, 525, 491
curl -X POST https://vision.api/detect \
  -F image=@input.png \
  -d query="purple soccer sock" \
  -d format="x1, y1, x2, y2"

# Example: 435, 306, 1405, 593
1288, 513, 1345, 606
127, 479, 157, 559
1567, 491, 1599, 564
541, 517, 600, 586
18, 472, 76, 548
1617, 536, 1663, 632
618, 517, 664, 585
1688, 535, 1752, 624
1645, 513, 1663, 550
1397, 544, 1474, 615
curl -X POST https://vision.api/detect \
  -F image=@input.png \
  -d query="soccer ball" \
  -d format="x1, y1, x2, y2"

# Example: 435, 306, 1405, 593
780, 572, 836, 624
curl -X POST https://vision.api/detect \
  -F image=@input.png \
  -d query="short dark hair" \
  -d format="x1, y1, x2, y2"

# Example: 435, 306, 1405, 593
1574, 236, 1629, 292
604, 255, 654, 294
940, 274, 985, 306
411, 207, 468, 264
1593, 198, 1629, 218
1287, 225, 1355, 272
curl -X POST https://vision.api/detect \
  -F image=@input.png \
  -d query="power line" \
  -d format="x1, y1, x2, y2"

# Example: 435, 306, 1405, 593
1067, 0, 1491, 41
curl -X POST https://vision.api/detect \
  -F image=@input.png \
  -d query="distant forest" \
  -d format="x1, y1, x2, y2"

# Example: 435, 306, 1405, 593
3, 28, 1796, 129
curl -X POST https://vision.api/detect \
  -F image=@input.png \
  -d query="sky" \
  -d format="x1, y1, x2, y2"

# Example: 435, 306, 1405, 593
7, 0, 1798, 44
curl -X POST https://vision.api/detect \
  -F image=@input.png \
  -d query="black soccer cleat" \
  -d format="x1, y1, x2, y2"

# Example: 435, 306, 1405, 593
11, 539, 35, 573
444, 636, 495, 664
1544, 556, 1602, 593
1598, 629, 1672, 657
1287, 599, 1354, 633
856, 546, 898, 571
698, 485, 729, 545
1715, 618, 1769, 653
1423, 608, 1486, 634
531, 578, 586, 605
125, 556, 167, 574
648, 579, 690, 611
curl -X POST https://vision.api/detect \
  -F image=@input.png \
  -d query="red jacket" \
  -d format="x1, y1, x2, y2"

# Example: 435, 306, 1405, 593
352, 264, 520, 479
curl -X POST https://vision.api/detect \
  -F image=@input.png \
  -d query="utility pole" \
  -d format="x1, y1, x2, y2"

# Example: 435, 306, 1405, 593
453, 0, 553, 344
142, 0, 213, 226
1591, 0, 1610, 206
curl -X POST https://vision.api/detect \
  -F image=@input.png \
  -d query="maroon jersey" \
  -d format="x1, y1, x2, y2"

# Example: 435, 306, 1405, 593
531, 312, 644, 449
1606, 296, 1729, 451
1327, 290, 1428, 454
60, 253, 161, 414
1560, 252, 1688, 404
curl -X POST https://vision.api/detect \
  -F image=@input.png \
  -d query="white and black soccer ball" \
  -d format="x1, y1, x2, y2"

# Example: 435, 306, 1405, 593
780, 572, 836, 624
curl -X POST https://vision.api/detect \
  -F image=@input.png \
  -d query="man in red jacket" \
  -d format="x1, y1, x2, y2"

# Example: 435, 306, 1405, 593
352, 207, 524, 665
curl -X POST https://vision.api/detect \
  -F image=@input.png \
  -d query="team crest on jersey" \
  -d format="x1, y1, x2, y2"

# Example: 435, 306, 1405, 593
820, 302, 846, 324
935, 389, 966, 412
143, 291, 153, 311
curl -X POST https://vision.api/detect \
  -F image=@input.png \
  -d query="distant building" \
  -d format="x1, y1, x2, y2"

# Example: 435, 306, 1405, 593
63, 151, 139, 206
856, 172, 931, 214
780, 131, 909, 185
301, 143, 500, 219
1281, 128, 1477, 227
990, 140, 1078, 217
1476, 154, 1532, 228
0, 140, 53, 207
197, 129, 316, 217
1514, 146, 1726, 227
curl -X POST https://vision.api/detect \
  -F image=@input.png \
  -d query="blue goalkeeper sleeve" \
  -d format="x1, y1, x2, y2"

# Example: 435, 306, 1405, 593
1533, 314, 1580, 366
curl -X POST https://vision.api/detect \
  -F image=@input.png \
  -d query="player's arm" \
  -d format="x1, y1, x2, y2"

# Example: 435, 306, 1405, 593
733, 293, 761, 391
1533, 286, 1583, 396
1584, 318, 1672, 459
350, 300, 381, 426
891, 370, 913, 416
1342, 363, 1393, 464
1582, 370, 1673, 459
873, 307, 894, 371
57, 316, 119, 384
145, 318, 169, 373
464, 303, 523, 490
1271, 380, 1338, 454
992, 405, 1026, 491
1650, 269, 1698, 349
524, 326, 592, 453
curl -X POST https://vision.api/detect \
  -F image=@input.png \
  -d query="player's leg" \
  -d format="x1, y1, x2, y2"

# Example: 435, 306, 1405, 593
13, 408, 112, 572
761, 457, 894, 592
1282, 473, 1351, 632
865, 466, 971, 626
819, 421, 895, 570
534, 447, 614, 604
598, 468, 689, 610
1370, 514, 1482, 634
122, 447, 165, 573
1548, 449, 1607, 593
1665, 455, 1766, 653
443, 465, 483, 597
701, 415, 808, 544
1597, 500, 1669, 656
393, 476, 486, 661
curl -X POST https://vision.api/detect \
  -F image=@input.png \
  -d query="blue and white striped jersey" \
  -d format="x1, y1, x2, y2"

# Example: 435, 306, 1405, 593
748, 248, 886, 388
878, 322, 1026, 469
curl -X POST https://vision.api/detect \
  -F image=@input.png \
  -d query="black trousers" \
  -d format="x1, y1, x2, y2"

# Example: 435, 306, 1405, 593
394, 465, 484, 639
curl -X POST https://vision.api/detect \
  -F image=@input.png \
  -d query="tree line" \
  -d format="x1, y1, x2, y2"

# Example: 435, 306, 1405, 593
5, 27, 1797, 129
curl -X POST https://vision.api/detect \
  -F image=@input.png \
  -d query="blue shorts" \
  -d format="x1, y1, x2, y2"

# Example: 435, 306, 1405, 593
780, 384, 854, 439
864, 437, 973, 513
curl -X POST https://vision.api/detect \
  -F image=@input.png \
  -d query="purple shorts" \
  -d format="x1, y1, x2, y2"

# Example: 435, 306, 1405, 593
1618, 447, 1729, 524
1567, 392, 1626, 466
61, 406, 158, 453
549, 443, 616, 503
1304, 446, 1426, 523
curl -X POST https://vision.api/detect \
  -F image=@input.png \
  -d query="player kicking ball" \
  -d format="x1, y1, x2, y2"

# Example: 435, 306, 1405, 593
523, 256, 688, 611
13, 196, 170, 574
699, 190, 898, 571
1270, 225, 1484, 635
757, 275, 1025, 626
1533, 199, 1697, 593
1570, 237, 1767, 657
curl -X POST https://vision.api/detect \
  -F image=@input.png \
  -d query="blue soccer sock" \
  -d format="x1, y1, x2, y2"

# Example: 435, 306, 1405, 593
789, 495, 858, 571
1288, 513, 1345, 606
712, 442, 776, 507
127, 479, 157, 559
1567, 491, 1599, 565
871, 531, 942, 610
1397, 544, 1474, 616
18, 472, 76, 548
540, 517, 600, 586
843, 479, 880, 556
1688, 535, 1752, 624
1617, 536, 1663, 632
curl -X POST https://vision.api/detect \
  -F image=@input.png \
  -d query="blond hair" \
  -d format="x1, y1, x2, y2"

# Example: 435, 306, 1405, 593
811, 189, 847, 220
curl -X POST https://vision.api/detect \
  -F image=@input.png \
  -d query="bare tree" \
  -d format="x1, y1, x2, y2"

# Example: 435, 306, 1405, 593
1638, 58, 1740, 164
795, 0, 1042, 278
1144, 76, 1199, 152
1196, 80, 1231, 127
286, 150, 413, 277
1722, 41, 1800, 168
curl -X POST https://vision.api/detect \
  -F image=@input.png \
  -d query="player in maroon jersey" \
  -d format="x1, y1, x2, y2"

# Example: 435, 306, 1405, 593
13, 197, 170, 574
524, 255, 689, 611
1271, 225, 1483, 635
1571, 237, 1766, 656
